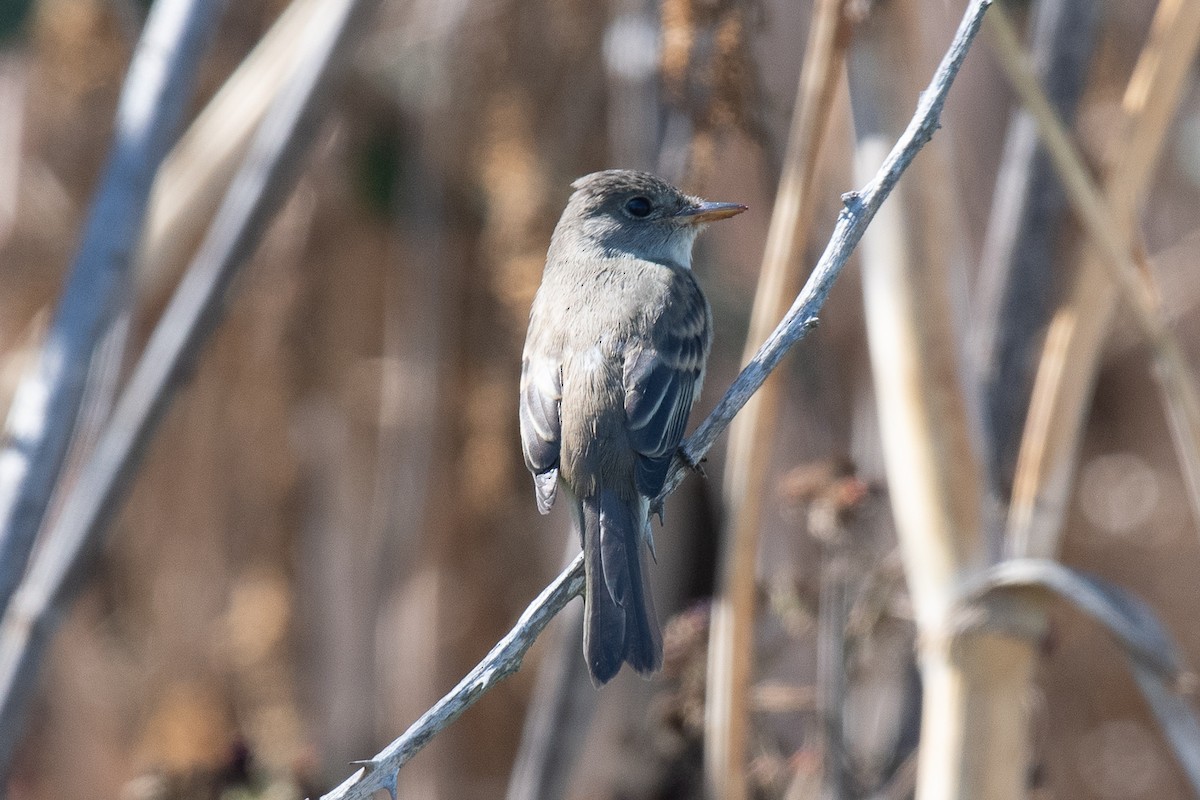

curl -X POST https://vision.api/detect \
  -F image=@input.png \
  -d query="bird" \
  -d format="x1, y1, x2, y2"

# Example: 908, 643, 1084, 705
519, 169, 746, 684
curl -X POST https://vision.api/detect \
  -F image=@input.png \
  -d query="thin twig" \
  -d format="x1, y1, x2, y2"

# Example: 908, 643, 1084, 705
0, 0, 222, 624
504, 600, 594, 800
705, 1, 853, 796
0, 0, 377, 772
666, 0, 993, 504
323, 555, 586, 800
321, 2, 993, 796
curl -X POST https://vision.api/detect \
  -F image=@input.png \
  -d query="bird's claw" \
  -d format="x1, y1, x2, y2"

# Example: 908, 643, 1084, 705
679, 446, 707, 477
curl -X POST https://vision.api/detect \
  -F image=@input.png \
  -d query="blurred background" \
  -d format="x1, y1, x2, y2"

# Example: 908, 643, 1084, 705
1, 0, 1199, 798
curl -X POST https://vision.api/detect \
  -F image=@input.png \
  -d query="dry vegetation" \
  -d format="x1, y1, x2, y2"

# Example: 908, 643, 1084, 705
0, 0, 1199, 799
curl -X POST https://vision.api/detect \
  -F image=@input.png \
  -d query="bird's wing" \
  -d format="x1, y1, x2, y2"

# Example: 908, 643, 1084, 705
520, 349, 562, 514
623, 272, 712, 498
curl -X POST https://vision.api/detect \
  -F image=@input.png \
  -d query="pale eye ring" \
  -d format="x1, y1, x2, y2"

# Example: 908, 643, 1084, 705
624, 196, 653, 218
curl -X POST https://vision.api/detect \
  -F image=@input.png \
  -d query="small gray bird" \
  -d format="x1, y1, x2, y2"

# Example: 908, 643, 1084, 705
520, 170, 746, 684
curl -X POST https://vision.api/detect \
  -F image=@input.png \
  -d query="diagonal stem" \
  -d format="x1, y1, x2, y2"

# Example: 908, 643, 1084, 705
0, 0, 222, 624
0, 0, 379, 774
1002, 0, 1200, 557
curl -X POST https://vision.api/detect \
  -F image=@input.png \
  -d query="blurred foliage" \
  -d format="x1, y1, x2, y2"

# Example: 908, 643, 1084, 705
0, 0, 34, 44
0, 0, 1198, 799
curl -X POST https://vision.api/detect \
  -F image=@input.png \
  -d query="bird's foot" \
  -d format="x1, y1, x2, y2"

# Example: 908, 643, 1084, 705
678, 446, 707, 478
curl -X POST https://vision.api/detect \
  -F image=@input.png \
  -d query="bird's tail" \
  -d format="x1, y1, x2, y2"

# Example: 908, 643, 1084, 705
578, 488, 662, 684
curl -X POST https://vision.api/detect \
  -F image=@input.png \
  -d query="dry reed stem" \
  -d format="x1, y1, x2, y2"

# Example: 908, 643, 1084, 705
850, 1, 1040, 797
970, 0, 1100, 494
1005, 0, 1200, 557
136, 0, 327, 306
982, 7, 1200, 787
850, 0, 982, 652
0, 0, 222, 627
704, 1, 854, 797
0, 0, 377, 773
962, 558, 1200, 793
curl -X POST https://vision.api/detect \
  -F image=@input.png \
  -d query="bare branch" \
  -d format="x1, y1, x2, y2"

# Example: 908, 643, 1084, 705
321, 1, 994, 796
322, 555, 586, 800
662, 0, 994, 506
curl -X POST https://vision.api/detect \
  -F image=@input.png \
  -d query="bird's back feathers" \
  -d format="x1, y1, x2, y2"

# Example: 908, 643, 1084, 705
518, 169, 739, 684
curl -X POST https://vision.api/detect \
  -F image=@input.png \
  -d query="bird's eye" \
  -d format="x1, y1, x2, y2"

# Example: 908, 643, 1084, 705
624, 196, 653, 218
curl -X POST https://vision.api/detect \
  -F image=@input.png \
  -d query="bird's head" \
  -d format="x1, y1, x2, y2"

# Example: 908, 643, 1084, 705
555, 170, 746, 269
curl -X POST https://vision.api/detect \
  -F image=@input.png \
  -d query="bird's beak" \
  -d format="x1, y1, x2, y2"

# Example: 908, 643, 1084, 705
674, 200, 749, 224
